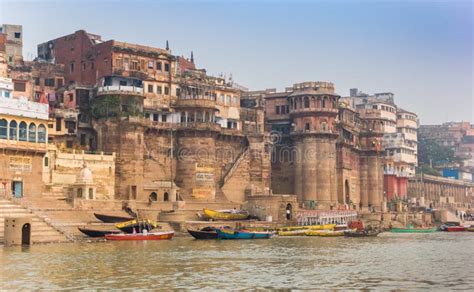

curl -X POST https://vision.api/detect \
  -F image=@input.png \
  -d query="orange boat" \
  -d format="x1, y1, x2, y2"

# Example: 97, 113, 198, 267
105, 231, 174, 241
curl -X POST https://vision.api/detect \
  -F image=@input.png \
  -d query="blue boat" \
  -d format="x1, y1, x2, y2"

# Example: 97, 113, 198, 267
215, 228, 273, 239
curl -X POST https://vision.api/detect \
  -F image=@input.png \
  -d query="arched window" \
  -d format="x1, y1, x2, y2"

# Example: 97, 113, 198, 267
38, 124, 46, 143
88, 188, 94, 199
149, 192, 157, 201
322, 99, 326, 108
9, 120, 17, 140
164, 192, 169, 201
28, 123, 36, 142
0, 119, 7, 139
19, 121, 27, 141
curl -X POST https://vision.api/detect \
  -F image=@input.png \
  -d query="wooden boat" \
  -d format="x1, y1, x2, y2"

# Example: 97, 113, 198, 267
391, 226, 437, 233
307, 224, 336, 230
78, 227, 121, 238
344, 230, 380, 237
446, 226, 466, 232
277, 224, 336, 232
115, 219, 160, 234
318, 230, 345, 237
94, 213, 134, 223
187, 227, 218, 239
305, 229, 328, 236
278, 229, 307, 236
215, 228, 273, 239
105, 231, 174, 241
203, 208, 249, 221
467, 227, 474, 232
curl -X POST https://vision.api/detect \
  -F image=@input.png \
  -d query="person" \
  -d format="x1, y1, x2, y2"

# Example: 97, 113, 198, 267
142, 228, 148, 235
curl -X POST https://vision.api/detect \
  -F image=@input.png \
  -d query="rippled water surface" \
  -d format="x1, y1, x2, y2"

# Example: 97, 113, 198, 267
1, 232, 474, 290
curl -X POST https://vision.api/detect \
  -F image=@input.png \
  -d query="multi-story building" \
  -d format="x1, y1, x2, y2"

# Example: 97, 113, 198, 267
0, 24, 23, 65
255, 82, 385, 210
348, 88, 418, 200
0, 82, 49, 197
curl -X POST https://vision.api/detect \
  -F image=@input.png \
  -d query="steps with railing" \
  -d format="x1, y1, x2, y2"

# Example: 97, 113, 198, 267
219, 148, 249, 188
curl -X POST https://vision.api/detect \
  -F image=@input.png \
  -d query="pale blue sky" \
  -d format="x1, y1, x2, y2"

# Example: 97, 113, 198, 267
1, 0, 472, 124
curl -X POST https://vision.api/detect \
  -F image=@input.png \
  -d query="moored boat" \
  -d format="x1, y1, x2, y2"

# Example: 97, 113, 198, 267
115, 219, 160, 233
318, 230, 345, 237
203, 208, 249, 221
391, 226, 437, 233
277, 224, 336, 232
344, 230, 380, 237
467, 227, 474, 232
105, 231, 174, 241
277, 229, 307, 236
446, 226, 466, 232
78, 227, 121, 238
215, 228, 273, 239
187, 227, 219, 239
94, 213, 134, 223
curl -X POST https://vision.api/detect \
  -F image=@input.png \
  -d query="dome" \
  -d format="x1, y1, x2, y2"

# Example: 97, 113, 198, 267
77, 164, 93, 184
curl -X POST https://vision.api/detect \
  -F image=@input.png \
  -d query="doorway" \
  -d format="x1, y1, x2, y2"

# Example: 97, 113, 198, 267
22, 223, 31, 245
286, 203, 292, 220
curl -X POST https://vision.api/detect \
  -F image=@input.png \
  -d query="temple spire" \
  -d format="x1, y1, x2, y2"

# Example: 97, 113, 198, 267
166, 40, 169, 51
190, 51, 194, 64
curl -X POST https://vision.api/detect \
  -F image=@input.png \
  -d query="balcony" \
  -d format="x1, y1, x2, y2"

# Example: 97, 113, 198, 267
175, 98, 217, 109
96, 85, 144, 97
0, 139, 48, 153
290, 107, 339, 116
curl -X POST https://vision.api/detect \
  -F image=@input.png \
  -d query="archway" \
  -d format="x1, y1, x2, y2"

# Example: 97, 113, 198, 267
286, 203, 292, 220
149, 192, 157, 201
164, 192, 169, 201
345, 180, 350, 205
22, 223, 31, 245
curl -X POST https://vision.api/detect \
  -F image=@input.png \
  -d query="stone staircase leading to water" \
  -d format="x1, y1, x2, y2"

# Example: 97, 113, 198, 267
0, 199, 68, 244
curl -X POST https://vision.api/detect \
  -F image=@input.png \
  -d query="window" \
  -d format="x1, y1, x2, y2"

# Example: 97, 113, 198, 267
14, 82, 26, 92
148, 61, 154, 69
81, 62, 86, 71
372, 105, 378, 109
157, 85, 162, 94
322, 99, 326, 108
0, 119, 7, 139
80, 134, 86, 146
226, 95, 231, 104
44, 157, 49, 167
131, 60, 139, 71
123, 58, 129, 70
28, 123, 36, 142
305, 123, 310, 131
148, 84, 153, 93
57, 78, 63, 88
164, 86, 169, 95
4, 91, 10, 98
164, 63, 170, 72
276, 106, 280, 114
66, 140, 73, 149
233, 96, 238, 104
34, 78, 40, 86
176, 88, 181, 97
157, 61, 162, 71
119, 80, 127, 86
14, 32, 21, 39
9, 120, 17, 140
91, 62, 95, 70
161, 115, 167, 122
220, 94, 224, 103
304, 97, 310, 108
285, 105, 289, 114
70, 62, 75, 72
153, 114, 159, 122
45, 78, 55, 87
19, 122, 27, 141
55, 118, 62, 131
38, 124, 46, 143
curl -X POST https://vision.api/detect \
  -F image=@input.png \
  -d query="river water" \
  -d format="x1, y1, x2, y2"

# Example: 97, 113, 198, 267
1, 232, 474, 290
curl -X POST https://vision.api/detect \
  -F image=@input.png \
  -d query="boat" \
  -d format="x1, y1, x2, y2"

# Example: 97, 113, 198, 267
203, 208, 249, 221
318, 230, 345, 237
344, 230, 380, 237
467, 227, 474, 232
305, 229, 328, 236
115, 219, 160, 234
391, 226, 437, 233
277, 229, 307, 236
277, 224, 336, 232
215, 228, 273, 239
78, 227, 121, 238
446, 226, 466, 232
307, 224, 336, 230
105, 231, 174, 241
187, 226, 219, 239
439, 221, 460, 231
94, 213, 134, 223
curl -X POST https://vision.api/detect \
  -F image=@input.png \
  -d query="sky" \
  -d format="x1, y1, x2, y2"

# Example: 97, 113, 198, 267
0, 0, 472, 124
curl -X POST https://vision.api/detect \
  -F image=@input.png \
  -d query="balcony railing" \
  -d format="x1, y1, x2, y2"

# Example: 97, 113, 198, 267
96, 85, 144, 96
0, 139, 48, 152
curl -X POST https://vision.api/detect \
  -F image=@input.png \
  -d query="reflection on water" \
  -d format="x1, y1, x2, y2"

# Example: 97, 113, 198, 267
1, 233, 474, 289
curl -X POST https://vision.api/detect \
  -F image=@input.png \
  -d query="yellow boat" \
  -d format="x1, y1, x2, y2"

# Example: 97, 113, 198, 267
305, 229, 345, 237
278, 230, 307, 236
277, 224, 336, 232
203, 208, 249, 221
307, 224, 336, 230
305, 229, 328, 236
